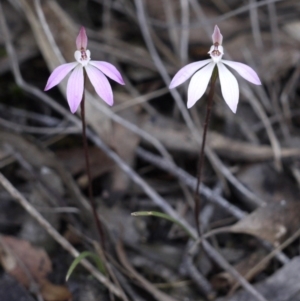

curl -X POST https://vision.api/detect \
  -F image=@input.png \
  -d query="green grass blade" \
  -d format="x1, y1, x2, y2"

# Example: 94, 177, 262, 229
66, 251, 106, 281
131, 211, 194, 239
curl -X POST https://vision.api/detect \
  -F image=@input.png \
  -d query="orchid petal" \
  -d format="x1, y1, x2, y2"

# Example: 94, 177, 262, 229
222, 60, 261, 85
85, 64, 113, 106
89, 61, 125, 85
44, 62, 77, 91
217, 62, 239, 113
187, 62, 215, 108
169, 59, 211, 89
212, 25, 223, 45
66, 65, 84, 113
76, 27, 88, 50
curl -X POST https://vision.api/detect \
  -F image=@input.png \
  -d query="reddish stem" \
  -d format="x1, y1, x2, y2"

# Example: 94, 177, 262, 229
80, 75, 105, 249
194, 71, 218, 236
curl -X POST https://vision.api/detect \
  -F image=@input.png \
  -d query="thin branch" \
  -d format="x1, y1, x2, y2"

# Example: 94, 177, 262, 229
33, 0, 64, 64
249, 0, 264, 49
135, 146, 290, 265
136, 146, 246, 219
267, 1, 280, 48
0, 172, 124, 298
179, 0, 189, 65
162, 0, 179, 53
134, 0, 199, 140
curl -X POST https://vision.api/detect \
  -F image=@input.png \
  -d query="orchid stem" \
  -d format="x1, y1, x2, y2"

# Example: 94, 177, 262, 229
80, 74, 105, 249
194, 68, 218, 237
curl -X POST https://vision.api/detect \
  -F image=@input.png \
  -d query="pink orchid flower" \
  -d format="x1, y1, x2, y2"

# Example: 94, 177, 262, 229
169, 25, 261, 113
44, 27, 125, 113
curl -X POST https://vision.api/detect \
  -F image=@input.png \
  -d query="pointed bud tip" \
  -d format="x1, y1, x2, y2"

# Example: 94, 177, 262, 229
212, 25, 223, 45
76, 26, 88, 50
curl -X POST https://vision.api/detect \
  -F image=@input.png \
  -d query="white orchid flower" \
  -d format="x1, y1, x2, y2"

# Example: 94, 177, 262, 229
169, 25, 261, 113
45, 27, 124, 113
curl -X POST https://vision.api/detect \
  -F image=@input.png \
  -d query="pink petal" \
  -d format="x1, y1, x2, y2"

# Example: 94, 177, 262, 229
187, 62, 215, 108
217, 62, 239, 113
169, 59, 211, 89
76, 26, 88, 50
89, 61, 125, 85
85, 64, 113, 106
222, 60, 261, 85
66, 65, 84, 113
212, 25, 223, 45
44, 62, 77, 91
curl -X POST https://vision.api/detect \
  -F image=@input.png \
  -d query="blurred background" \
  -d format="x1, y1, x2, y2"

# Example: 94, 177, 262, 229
0, 0, 299, 301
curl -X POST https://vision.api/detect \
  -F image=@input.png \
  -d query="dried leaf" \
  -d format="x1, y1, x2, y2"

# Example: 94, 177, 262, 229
216, 256, 300, 301
211, 251, 268, 291
40, 280, 71, 301
0, 235, 52, 287
0, 235, 71, 301
56, 147, 114, 178
229, 201, 300, 245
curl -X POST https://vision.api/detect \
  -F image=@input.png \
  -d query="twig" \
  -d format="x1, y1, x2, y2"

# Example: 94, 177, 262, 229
188, 0, 212, 37
116, 239, 180, 301
134, 0, 267, 209
136, 146, 246, 219
0, 2, 285, 300
0, 117, 78, 135
113, 269, 146, 301
0, 0, 193, 243
267, 1, 280, 48
202, 240, 269, 301
242, 48, 272, 113
96, 0, 283, 31
280, 62, 300, 128
179, 0, 189, 65
240, 82, 282, 171
0, 172, 124, 298
135, 146, 290, 265
33, 0, 64, 64
24, 0, 172, 161
134, 0, 199, 139
162, 0, 179, 53
112, 87, 169, 113
249, 0, 264, 49
0, 104, 61, 126
228, 226, 300, 297
183, 241, 215, 300
0, 236, 45, 301
190, 0, 279, 173
190, 0, 283, 30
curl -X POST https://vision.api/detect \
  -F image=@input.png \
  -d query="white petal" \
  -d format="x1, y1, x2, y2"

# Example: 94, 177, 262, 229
44, 62, 78, 91
66, 65, 84, 114
217, 62, 239, 113
89, 61, 125, 85
169, 59, 211, 89
187, 62, 215, 108
222, 60, 261, 85
85, 64, 113, 106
